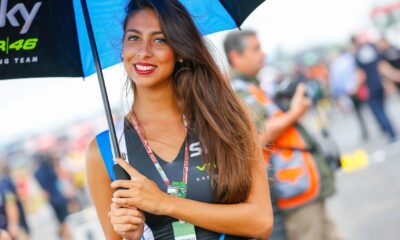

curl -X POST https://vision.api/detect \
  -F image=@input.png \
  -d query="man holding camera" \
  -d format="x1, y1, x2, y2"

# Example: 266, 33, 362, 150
224, 30, 340, 240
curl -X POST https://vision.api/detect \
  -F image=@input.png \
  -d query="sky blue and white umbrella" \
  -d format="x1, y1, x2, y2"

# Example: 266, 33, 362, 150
75, 0, 266, 77
0, 0, 265, 156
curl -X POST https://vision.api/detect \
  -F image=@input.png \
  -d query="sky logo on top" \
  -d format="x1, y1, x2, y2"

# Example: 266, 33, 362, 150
0, 0, 42, 34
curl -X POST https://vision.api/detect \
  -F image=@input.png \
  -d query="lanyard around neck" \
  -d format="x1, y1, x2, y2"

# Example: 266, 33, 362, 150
129, 113, 190, 187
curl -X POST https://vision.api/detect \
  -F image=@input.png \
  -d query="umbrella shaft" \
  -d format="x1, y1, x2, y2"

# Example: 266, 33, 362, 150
80, 0, 121, 158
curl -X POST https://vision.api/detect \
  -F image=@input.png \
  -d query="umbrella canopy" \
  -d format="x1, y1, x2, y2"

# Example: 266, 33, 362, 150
0, 0, 265, 79
0, 0, 265, 157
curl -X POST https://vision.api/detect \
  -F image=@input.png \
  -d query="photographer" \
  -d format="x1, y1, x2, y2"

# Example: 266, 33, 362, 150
224, 30, 341, 240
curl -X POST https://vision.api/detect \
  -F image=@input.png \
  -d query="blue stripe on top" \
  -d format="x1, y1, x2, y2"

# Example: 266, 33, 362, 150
179, 0, 236, 35
72, 0, 127, 77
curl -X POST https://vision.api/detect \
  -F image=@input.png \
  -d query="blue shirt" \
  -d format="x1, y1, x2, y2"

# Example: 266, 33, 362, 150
329, 52, 357, 98
34, 163, 68, 207
355, 44, 384, 97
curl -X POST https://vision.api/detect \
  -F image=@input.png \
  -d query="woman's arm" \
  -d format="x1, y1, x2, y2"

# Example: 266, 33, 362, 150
112, 146, 273, 239
86, 139, 122, 240
86, 139, 145, 240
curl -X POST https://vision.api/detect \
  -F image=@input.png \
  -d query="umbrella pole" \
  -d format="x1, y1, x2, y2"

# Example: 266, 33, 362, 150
80, 0, 121, 159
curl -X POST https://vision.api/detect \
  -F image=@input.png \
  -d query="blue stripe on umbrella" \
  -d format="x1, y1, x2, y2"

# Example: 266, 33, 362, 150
73, 0, 237, 77
73, 0, 126, 77
179, 0, 236, 35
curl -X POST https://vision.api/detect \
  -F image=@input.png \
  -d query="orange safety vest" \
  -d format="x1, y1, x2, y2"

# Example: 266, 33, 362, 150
248, 84, 320, 210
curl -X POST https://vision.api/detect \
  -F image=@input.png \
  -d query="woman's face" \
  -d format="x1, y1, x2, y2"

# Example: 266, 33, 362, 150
123, 9, 176, 89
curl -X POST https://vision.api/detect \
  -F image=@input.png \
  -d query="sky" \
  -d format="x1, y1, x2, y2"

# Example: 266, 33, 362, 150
0, 0, 394, 146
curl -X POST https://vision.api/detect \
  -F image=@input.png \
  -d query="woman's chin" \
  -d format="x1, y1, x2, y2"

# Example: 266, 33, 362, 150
132, 78, 170, 89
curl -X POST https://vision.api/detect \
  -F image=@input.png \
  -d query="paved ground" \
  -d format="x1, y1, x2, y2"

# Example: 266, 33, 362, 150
323, 94, 400, 240
327, 149, 400, 240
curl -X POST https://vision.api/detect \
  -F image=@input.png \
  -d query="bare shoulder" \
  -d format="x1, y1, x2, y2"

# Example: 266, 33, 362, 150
86, 137, 102, 165
85, 137, 109, 181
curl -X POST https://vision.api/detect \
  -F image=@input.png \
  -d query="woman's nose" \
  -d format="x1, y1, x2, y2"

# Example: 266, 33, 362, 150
136, 40, 152, 58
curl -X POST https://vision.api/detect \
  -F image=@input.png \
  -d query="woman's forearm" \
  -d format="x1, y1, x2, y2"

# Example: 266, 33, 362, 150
163, 192, 272, 239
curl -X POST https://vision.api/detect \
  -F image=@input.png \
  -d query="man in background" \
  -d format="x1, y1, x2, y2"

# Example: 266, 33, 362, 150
224, 30, 340, 240
352, 36, 397, 141
329, 47, 369, 140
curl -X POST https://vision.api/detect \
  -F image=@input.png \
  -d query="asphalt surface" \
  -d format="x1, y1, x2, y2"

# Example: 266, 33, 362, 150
323, 94, 400, 240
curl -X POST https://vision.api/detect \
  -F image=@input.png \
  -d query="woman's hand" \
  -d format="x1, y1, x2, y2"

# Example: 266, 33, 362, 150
111, 158, 172, 216
108, 203, 144, 240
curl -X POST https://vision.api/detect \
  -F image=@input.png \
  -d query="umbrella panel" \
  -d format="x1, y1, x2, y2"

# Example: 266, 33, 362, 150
0, 0, 82, 80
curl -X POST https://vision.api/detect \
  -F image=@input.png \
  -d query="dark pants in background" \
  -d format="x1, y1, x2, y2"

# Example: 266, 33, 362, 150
350, 96, 369, 139
367, 91, 396, 140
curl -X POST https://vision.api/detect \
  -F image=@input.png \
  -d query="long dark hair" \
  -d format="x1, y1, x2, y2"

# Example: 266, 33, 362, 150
124, 0, 257, 204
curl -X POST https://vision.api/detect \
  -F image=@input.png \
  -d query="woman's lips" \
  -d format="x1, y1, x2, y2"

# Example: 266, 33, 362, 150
134, 63, 157, 75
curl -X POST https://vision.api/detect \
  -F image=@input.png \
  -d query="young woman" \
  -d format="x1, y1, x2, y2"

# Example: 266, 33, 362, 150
86, 0, 273, 239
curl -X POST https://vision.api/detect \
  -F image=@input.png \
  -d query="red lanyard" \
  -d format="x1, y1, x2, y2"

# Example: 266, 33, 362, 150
129, 113, 190, 187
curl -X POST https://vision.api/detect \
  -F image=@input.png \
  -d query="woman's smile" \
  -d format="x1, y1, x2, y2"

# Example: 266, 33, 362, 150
134, 62, 157, 75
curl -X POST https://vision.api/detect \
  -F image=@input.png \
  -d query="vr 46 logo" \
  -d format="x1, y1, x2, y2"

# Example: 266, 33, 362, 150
0, 0, 42, 34
0, 38, 38, 53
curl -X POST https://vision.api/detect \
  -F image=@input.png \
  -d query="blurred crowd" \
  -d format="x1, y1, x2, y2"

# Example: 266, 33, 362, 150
0, 118, 110, 239
262, 32, 399, 139
260, 32, 400, 142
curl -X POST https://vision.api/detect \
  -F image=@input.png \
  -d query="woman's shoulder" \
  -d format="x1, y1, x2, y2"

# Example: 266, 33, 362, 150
89, 128, 114, 152
86, 136, 103, 167
86, 134, 116, 182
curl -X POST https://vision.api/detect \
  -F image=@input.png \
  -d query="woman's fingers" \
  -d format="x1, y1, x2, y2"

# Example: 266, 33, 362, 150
115, 158, 144, 179
112, 196, 141, 206
109, 206, 145, 234
109, 207, 142, 217
110, 164, 167, 214
113, 223, 140, 233
111, 179, 135, 189
110, 215, 144, 225
111, 177, 146, 190
113, 189, 135, 198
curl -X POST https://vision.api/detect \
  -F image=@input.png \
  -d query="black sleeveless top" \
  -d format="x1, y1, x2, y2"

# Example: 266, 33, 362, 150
124, 122, 250, 240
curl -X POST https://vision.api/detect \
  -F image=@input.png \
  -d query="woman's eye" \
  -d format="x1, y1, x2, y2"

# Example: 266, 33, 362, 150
127, 35, 140, 41
154, 38, 167, 45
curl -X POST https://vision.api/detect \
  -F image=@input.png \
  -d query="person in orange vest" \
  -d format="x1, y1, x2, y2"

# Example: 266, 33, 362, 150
224, 30, 340, 240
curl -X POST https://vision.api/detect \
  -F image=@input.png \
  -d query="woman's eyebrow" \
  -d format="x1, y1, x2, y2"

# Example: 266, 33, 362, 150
126, 29, 163, 35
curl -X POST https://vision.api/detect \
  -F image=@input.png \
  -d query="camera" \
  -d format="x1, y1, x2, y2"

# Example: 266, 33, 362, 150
273, 77, 317, 111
